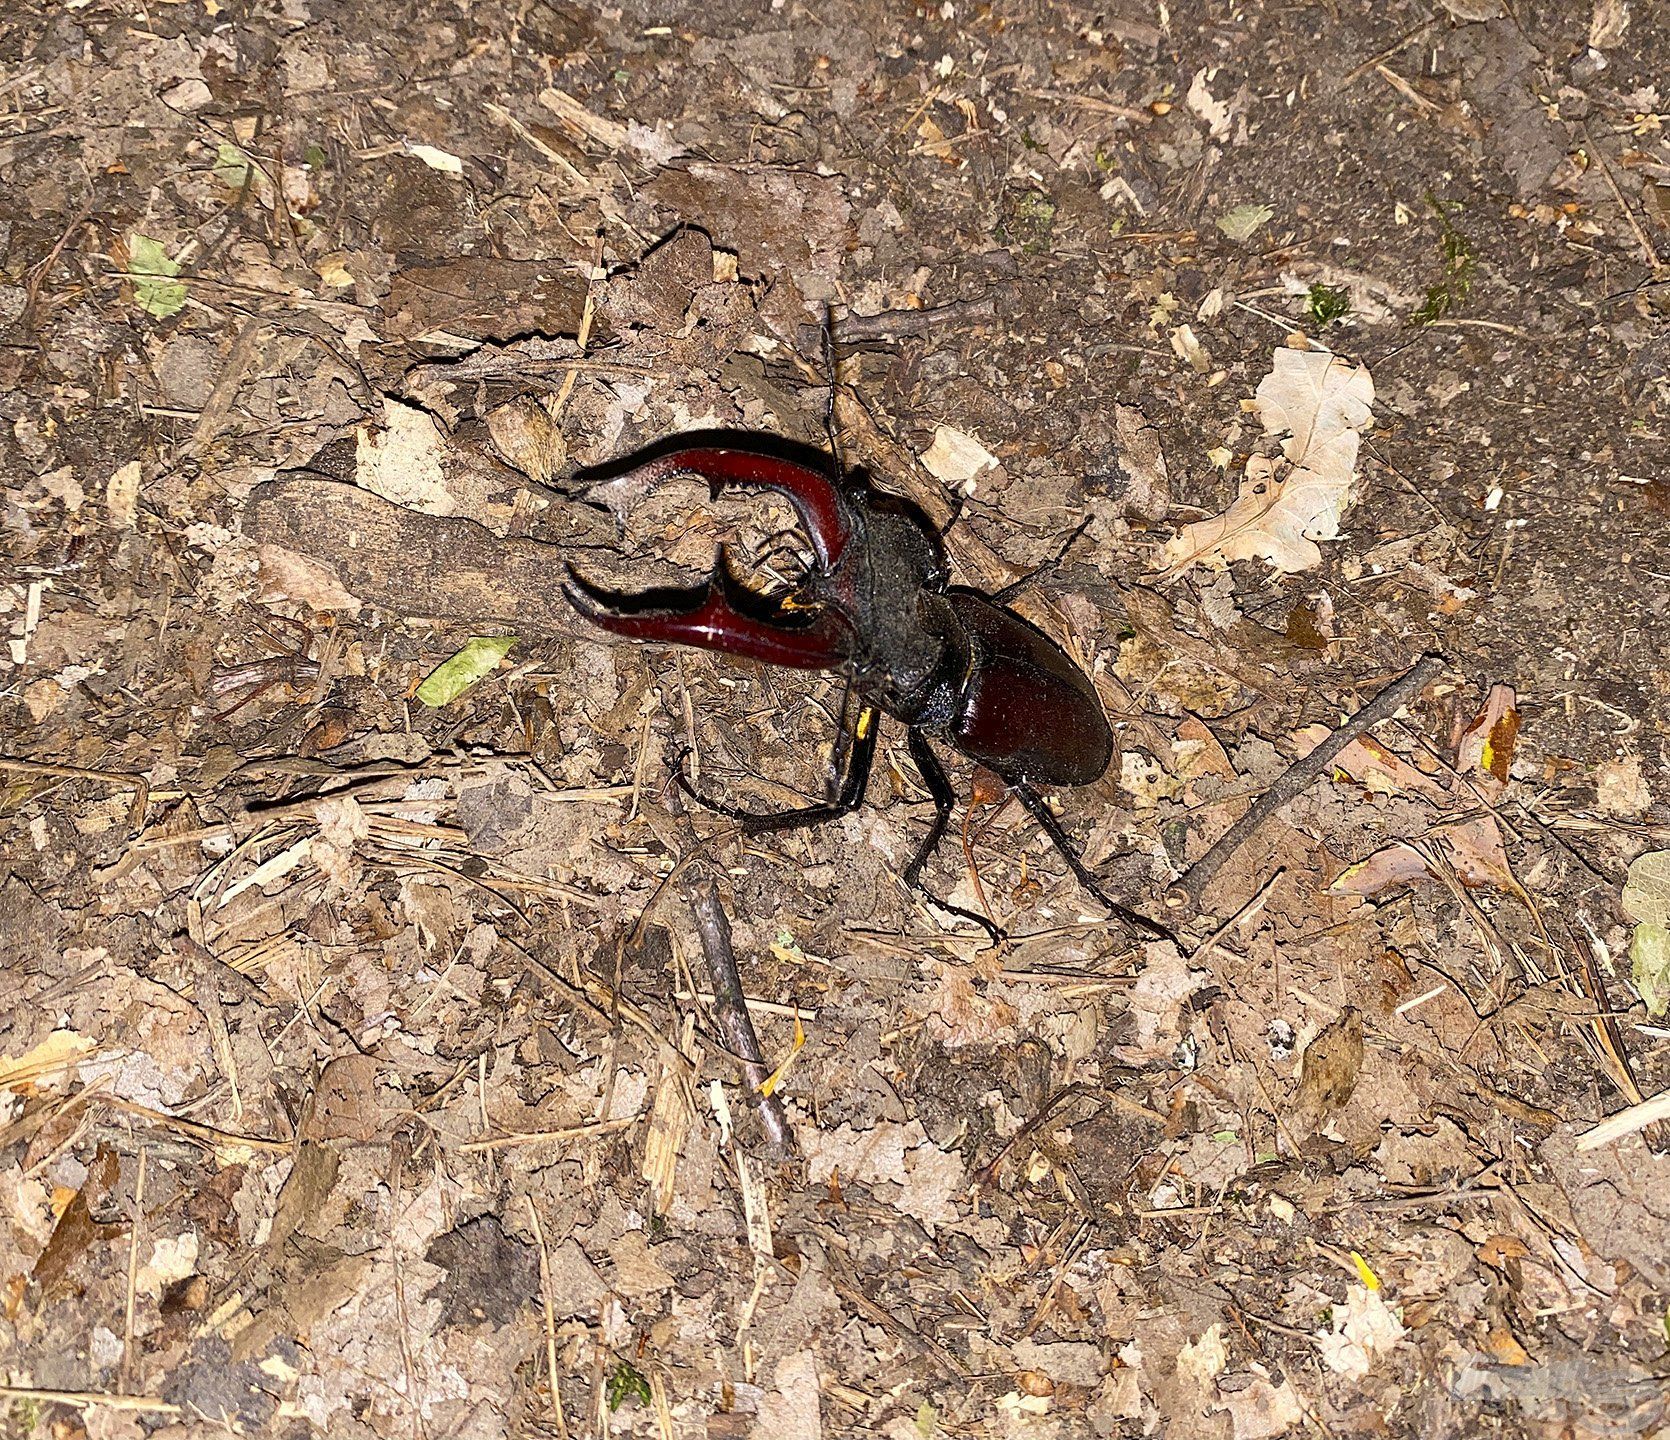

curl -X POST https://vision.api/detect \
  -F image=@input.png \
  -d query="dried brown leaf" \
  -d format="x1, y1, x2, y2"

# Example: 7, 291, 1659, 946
1456, 684, 1519, 796
1289, 1007, 1363, 1136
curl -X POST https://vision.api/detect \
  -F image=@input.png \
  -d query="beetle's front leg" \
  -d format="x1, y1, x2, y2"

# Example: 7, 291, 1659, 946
673, 696, 880, 832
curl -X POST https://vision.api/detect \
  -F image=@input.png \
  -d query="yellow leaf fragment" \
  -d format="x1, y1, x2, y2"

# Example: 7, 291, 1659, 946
1350, 1250, 1381, 1292
759, 1015, 806, 1098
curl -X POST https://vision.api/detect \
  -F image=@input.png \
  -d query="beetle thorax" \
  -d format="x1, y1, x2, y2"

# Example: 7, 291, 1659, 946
853, 592, 964, 722
834, 505, 964, 725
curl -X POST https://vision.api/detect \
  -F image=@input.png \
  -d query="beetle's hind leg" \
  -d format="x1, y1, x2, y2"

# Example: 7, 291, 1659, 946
902, 731, 1005, 945
1009, 784, 1177, 943
675, 700, 880, 834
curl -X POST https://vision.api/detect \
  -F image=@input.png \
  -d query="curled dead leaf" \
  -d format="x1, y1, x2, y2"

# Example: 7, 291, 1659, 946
1481, 1327, 1533, 1367
1289, 1007, 1364, 1137
1331, 842, 1432, 897
1456, 684, 1519, 795
1476, 1234, 1530, 1269
1330, 734, 1447, 799
308, 1054, 384, 1143
1439, 815, 1519, 893
487, 395, 567, 487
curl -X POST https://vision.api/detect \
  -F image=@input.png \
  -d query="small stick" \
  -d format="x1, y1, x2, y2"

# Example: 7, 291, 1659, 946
1171, 653, 1446, 909
0, 1387, 181, 1415
1577, 1087, 1670, 1151
97, 1095, 293, 1153
1583, 122, 1663, 271
454, 1114, 641, 1153
690, 881, 793, 1156
525, 1196, 572, 1439
0, 757, 150, 832
1339, 15, 1442, 87
120, 1149, 147, 1395
1188, 868, 1284, 963
796, 297, 997, 349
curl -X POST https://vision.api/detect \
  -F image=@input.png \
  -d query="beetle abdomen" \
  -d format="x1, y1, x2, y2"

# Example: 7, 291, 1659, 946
945, 591, 1114, 787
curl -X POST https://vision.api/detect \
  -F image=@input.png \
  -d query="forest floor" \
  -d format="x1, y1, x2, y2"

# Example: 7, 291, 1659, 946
3, 0, 1670, 1436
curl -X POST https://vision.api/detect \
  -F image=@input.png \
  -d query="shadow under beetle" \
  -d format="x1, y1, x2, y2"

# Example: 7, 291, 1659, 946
565, 427, 1173, 945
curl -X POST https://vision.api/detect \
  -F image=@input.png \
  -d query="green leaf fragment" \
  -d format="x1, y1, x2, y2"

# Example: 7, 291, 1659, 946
1631, 922, 1670, 1018
1623, 853, 1670, 1017
1216, 203, 1273, 241
414, 636, 515, 706
212, 142, 251, 189
1412, 194, 1475, 325
127, 234, 187, 319
606, 1360, 652, 1411
1622, 850, 1670, 928
1306, 282, 1352, 326
1005, 189, 1057, 253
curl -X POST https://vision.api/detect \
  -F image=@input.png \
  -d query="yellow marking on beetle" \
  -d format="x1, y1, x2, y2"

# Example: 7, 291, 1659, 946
856, 706, 875, 740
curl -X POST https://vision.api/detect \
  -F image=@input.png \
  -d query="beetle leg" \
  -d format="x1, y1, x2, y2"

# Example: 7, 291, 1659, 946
675, 698, 880, 831
989, 517, 1094, 606
903, 730, 1005, 946
565, 553, 852, 671
1010, 783, 1177, 943
622, 447, 854, 569
824, 673, 862, 804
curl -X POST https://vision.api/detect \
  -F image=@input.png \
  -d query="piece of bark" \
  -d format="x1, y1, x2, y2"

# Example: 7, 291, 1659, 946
383, 258, 588, 344
245, 476, 585, 635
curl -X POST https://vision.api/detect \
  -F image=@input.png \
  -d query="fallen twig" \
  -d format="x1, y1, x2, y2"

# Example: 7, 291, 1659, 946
0, 757, 150, 833
1171, 653, 1447, 910
455, 1114, 641, 1153
1577, 1088, 1670, 1151
690, 880, 793, 1157
795, 297, 997, 350
525, 1196, 573, 1439
0, 1387, 180, 1415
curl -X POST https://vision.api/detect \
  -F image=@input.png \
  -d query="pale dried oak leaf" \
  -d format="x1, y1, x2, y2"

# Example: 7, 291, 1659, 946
1163, 346, 1374, 575
1314, 1283, 1405, 1379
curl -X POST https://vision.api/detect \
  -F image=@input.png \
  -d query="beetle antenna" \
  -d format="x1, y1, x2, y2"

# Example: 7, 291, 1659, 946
820, 304, 845, 480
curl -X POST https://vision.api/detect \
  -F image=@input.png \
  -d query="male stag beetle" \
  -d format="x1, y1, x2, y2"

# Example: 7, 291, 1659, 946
565, 428, 1172, 944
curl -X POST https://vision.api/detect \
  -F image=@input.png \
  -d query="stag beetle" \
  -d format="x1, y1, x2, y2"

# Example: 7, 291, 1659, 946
565, 430, 1172, 944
